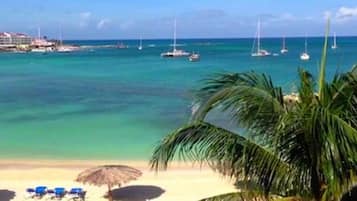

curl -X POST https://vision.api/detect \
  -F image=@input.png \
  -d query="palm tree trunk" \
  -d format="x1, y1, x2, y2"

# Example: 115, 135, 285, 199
107, 185, 113, 201
311, 168, 323, 201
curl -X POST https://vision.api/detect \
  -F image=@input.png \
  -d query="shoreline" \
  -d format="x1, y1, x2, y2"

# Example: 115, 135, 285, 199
0, 159, 236, 201
0, 159, 211, 170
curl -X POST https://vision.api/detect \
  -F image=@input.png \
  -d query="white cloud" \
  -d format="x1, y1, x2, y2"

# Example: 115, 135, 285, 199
119, 21, 134, 30
193, 9, 227, 19
323, 7, 357, 24
80, 12, 92, 19
279, 13, 296, 21
97, 19, 111, 29
336, 7, 357, 19
79, 12, 92, 28
263, 13, 299, 24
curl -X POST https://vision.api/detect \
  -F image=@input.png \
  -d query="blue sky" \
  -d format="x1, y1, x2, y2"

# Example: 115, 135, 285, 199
1, 0, 357, 39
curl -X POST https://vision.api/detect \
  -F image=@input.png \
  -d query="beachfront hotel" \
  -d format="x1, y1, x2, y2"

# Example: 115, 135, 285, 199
0, 32, 56, 52
0, 32, 32, 46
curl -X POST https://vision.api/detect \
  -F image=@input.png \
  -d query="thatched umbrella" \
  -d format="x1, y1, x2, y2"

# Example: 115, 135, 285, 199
76, 165, 142, 201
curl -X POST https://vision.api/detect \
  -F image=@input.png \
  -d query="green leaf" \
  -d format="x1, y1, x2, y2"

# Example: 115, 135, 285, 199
318, 17, 330, 102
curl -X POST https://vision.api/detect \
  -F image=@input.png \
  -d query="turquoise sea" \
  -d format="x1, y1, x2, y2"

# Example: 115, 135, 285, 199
0, 37, 356, 160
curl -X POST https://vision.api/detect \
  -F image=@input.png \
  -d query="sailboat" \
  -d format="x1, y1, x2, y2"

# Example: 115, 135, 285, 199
57, 27, 74, 53
31, 27, 51, 53
138, 36, 143, 50
331, 32, 337, 50
280, 37, 288, 54
251, 18, 271, 57
161, 19, 190, 57
300, 36, 310, 61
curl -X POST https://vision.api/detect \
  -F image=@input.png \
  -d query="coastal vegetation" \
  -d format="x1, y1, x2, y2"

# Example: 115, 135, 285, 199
150, 20, 357, 201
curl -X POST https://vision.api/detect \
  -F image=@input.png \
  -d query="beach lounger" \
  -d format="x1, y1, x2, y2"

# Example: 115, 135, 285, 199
67, 188, 86, 201
45, 187, 66, 200
24, 188, 36, 199
35, 186, 48, 198
46, 189, 55, 199
54, 187, 66, 199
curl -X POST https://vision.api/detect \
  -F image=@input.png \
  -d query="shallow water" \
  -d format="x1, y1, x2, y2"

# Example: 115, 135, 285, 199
0, 37, 356, 160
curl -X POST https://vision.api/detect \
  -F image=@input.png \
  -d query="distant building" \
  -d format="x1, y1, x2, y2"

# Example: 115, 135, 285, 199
31, 38, 55, 47
0, 32, 32, 46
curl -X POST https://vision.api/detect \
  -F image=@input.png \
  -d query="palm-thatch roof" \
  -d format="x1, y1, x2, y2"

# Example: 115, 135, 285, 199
76, 165, 142, 188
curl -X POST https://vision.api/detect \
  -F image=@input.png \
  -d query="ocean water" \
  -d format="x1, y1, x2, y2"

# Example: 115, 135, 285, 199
0, 37, 356, 160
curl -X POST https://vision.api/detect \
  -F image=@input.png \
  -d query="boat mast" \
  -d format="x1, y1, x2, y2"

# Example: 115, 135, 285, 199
333, 32, 337, 47
38, 27, 41, 39
173, 18, 177, 51
59, 26, 63, 46
304, 35, 308, 53
282, 36, 286, 49
257, 18, 261, 52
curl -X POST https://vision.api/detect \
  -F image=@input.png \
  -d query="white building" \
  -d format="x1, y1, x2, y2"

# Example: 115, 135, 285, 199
0, 32, 32, 46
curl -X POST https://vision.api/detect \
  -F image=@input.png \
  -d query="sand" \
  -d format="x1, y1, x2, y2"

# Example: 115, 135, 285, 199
0, 160, 237, 201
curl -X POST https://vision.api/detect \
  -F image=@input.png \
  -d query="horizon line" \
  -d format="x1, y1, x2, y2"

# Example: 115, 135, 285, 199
61, 35, 357, 41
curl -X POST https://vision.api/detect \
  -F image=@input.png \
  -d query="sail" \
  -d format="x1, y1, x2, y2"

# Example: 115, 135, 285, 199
251, 18, 271, 57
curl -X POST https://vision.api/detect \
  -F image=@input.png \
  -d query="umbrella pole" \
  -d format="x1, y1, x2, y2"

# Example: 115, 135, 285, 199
107, 185, 112, 201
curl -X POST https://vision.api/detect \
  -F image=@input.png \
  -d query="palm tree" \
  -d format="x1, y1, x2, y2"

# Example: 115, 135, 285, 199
150, 20, 357, 201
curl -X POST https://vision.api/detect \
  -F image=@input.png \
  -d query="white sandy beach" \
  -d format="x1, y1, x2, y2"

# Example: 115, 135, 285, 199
0, 160, 236, 201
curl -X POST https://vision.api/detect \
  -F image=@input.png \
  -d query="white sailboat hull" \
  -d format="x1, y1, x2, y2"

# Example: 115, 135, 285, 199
31, 48, 47, 53
251, 50, 271, 57
161, 49, 190, 57
300, 53, 310, 61
280, 48, 288, 54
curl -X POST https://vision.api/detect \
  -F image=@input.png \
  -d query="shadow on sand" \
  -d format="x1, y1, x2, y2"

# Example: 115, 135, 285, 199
112, 185, 165, 201
0, 190, 15, 201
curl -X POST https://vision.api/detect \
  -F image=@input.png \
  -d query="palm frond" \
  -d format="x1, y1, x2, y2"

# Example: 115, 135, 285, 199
199, 192, 304, 201
352, 64, 357, 74
298, 68, 315, 105
150, 121, 298, 196
194, 72, 284, 120
242, 142, 300, 197
275, 109, 313, 194
318, 17, 330, 101
150, 121, 247, 175
195, 72, 243, 101
199, 191, 268, 201
192, 72, 285, 143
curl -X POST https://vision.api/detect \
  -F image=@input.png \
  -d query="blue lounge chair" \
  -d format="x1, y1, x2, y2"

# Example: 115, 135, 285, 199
35, 186, 47, 197
67, 188, 86, 201
54, 187, 66, 199
46, 189, 55, 198
25, 188, 36, 199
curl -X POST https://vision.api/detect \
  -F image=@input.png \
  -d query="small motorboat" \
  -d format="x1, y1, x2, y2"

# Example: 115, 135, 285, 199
189, 53, 200, 62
